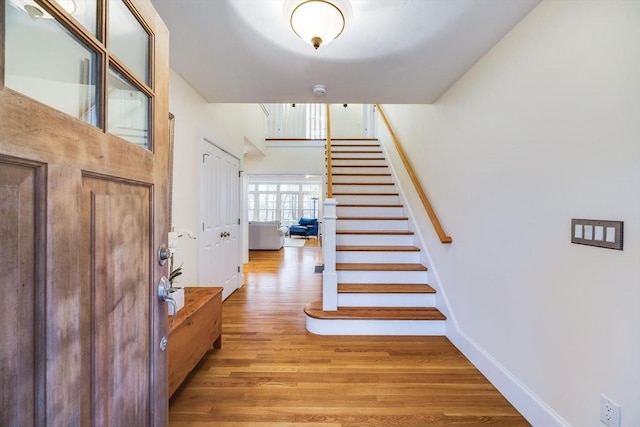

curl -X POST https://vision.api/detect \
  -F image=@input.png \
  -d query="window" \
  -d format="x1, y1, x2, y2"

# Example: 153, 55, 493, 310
280, 192, 299, 222
248, 181, 321, 224
257, 193, 277, 221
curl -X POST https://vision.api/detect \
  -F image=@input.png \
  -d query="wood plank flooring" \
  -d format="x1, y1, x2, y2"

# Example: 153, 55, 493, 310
168, 240, 530, 426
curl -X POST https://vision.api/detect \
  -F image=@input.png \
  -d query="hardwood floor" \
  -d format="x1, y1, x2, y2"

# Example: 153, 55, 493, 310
169, 240, 530, 426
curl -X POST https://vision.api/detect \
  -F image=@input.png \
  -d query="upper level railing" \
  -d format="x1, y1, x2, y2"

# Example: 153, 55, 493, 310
377, 105, 453, 244
263, 103, 376, 140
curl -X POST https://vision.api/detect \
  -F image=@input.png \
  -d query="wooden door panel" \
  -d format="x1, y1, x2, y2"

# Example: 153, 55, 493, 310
1, 0, 170, 423
0, 158, 44, 427
83, 175, 151, 424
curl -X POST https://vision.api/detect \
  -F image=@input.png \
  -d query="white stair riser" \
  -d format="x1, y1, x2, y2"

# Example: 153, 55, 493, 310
332, 144, 381, 150
336, 250, 420, 264
337, 219, 408, 231
337, 206, 405, 217
332, 175, 393, 184
332, 141, 380, 147
337, 270, 428, 284
336, 233, 414, 246
338, 293, 436, 307
333, 184, 396, 193
331, 166, 389, 174
331, 158, 387, 166
334, 194, 400, 204
306, 317, 445, 336
330, 151, 384, 159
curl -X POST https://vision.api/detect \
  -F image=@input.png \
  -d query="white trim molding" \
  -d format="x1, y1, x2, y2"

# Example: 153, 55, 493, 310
447, 327, 571, 427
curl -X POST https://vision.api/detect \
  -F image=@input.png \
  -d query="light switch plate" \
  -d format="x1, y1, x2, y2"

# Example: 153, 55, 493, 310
571, 219, 623, 250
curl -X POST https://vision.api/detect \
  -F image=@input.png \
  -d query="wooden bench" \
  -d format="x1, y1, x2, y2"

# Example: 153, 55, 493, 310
168, 287, 223, 398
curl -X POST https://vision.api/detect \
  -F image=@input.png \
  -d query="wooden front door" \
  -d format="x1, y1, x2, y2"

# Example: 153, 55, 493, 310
0, 0, 170, 425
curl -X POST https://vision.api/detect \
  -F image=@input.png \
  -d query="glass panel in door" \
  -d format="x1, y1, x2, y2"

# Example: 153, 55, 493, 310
107, 67, 150, 149
108, 0, 149, 85
53, 0, 99, 37
5, 0, 100, 126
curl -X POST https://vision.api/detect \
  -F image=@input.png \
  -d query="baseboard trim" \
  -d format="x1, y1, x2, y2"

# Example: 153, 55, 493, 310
447, 325, 570, 427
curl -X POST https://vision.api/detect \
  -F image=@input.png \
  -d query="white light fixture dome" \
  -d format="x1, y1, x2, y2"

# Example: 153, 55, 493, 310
286, 0, 352, 50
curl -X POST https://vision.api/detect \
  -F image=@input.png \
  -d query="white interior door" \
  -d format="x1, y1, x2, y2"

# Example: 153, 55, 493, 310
199, 139, 241, 300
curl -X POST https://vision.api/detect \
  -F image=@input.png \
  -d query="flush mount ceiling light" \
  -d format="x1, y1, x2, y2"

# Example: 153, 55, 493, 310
287, 0, 352, 50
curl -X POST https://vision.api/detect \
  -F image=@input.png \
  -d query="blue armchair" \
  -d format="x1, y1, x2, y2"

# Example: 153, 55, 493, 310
289, 218, 319, 238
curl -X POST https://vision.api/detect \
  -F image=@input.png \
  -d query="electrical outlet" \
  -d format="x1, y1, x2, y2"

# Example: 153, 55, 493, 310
600, 394, 621, 427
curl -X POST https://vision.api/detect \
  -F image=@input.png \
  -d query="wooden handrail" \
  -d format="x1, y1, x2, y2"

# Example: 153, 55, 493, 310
326, 104, 333, 198
376, 104, 453, 244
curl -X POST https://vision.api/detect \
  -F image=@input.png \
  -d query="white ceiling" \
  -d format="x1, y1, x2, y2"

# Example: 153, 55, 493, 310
150, 0, 541, 104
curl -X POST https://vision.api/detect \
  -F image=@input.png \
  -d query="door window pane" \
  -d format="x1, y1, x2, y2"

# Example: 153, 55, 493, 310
107, 67, 149, 149
5, 1, 100, 126
53, 0, 98, 36
108, 0, 149, 84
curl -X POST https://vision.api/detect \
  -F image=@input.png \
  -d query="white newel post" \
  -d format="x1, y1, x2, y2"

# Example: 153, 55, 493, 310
322, 198, 338, 311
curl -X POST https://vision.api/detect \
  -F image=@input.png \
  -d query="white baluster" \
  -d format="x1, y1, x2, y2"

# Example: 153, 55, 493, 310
322, 198, 338, 311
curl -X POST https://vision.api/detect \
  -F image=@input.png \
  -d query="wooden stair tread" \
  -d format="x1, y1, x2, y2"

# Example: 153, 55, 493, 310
337, 230, 413, 235
330, 138, 379, 141
338, 283, 436, 294
332, 157, 386, 161
336, 263, 427, 271
333, 182, 395, 186
305, 301, 446, 321
332, 145, 381, 148
338, 203, 403, 207
337, 216, 408, 221
333, 192, 399, 196
332, 173, 392, 176
330, 150, 383, 153
336, 245, 419, 252
332, 165, 388, 168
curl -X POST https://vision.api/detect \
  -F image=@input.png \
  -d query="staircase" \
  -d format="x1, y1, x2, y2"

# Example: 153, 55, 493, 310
304, 138, 446, 335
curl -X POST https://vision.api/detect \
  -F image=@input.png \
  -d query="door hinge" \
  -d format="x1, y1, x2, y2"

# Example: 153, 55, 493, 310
202, 223, 205, 231
238, 170, 241, 178
238, 218, 240, 225
203, 153, 210, 163
237, 266, 240, 273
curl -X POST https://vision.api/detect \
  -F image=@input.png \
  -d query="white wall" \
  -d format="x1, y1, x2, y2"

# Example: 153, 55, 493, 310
169, 69, 265, 285
243, 143, 325, 176
329, 104, 364, 138
381, 1, 639, 426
